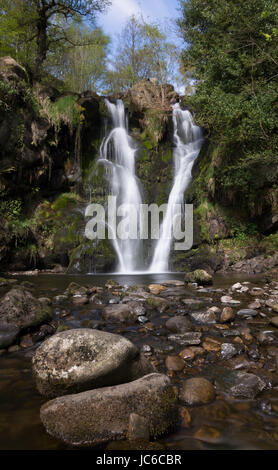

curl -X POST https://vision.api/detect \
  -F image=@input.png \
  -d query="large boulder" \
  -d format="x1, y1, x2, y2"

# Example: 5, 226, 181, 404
0, 288, 52, 332
32, 329, 154, 397
40, 373, 178, 447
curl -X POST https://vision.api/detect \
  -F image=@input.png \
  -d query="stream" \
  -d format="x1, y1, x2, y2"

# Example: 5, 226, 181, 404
1, 272, 278, 450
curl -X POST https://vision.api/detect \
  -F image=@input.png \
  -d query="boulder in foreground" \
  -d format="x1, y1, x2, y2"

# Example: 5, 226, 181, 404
32, 328, 154, 397
40, 373, 178, 447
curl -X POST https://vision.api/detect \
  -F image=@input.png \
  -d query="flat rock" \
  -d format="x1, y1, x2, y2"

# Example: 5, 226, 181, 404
236, 309, 258, 318
32, 329, 154, 398
148, 284, 167, 295
40, 373, 178, 447
190, 312, 216, 324
168, 332, 202, 346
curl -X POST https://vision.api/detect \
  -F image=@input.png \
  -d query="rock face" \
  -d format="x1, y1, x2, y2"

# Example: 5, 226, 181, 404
32, 329, 154, 397
184, 270, 213, 285
179, 377, 215, 405
0, 288, 52, 332
40, 373, 178, 447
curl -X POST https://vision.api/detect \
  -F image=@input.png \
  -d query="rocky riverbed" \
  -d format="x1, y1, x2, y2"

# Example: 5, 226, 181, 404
1, 271, 278, 449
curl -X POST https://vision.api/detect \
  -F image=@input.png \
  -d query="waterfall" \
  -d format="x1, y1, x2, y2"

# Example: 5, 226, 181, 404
97, 99, 143, 273
149, 103, 203, 273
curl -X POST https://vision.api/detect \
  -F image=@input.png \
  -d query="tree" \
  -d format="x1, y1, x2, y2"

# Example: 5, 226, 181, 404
177, 0, 278, 201
0, 0, 111, 78
50, 24, 110, 93
106, 15, 180, 93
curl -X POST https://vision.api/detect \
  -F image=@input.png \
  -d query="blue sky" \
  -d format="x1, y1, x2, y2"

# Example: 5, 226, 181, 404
98, 0, 181, 41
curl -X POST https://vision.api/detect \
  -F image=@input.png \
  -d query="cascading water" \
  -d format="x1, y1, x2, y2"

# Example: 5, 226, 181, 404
149, 103, 203, 273
97, 99, 143, 273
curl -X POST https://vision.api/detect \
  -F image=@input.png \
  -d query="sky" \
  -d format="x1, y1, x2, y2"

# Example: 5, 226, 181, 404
98, 0, 181, 42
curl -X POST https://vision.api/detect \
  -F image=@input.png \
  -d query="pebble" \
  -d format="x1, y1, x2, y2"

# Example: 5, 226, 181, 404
270, 316, 278, 328
220, 307, 235, 323
179, 348, 195, 361
236, 309, 258, 317
190, 312, 216, 324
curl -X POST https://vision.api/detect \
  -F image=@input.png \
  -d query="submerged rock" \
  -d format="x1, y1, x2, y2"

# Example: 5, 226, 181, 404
0, 288, 52, 332
165, 316, 192, 333
179, 377, 215, 405
230, 372, 266, 398
102, 304, 137, 323
40, 373, 178, 447
32, 329, 154, 397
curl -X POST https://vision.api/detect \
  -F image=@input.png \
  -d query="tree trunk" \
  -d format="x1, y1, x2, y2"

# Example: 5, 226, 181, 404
34, 5, 48, 79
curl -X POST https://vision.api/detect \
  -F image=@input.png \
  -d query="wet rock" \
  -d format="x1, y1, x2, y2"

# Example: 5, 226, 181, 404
165, 355, 184, 371
230, 372, 266, 398
19, 334, 33, 348
184, 270, 213, 286
221, 296, 240, 305
179, 348, 195, 361
165, 316, 192, 333
181, 299, 205, 310
128, 301, 146, 317
208, 306, 221, 314
8, 344, 20, 353
0, 288, 52, 332
102, 304, 137, 323
179, 377, 215, 405
168, 332, 202, 346
248, 300, 261, 309
257, 331, 275, 344
250, 288, 264, 296
138, 315, 148, 324
128, 413, 150, 441
194, 426, 221, 444
179, 406, 191, 428
40, 373, 178, 447
0, 323, 19, 349
65, 282, 82, 295
190, 311, 216, 324
236, 309, 258, 318
32, 329, 154, 397
202, 337, 222, 352
141, 345, 152, 354
54, 295, 68, 304
220, 307, 235, 323
221, 343, 237, 360
108, 296, 120, 304
271, 304, 278, 313
38, 297, 52, 306
146, 296, 169, 313
148, 284, 167, 295
231, 283, 243, 291
248, 345, 260, 361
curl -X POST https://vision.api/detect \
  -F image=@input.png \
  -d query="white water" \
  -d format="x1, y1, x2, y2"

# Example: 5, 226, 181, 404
97, 99, 143, 273
149, 103, 203, 273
